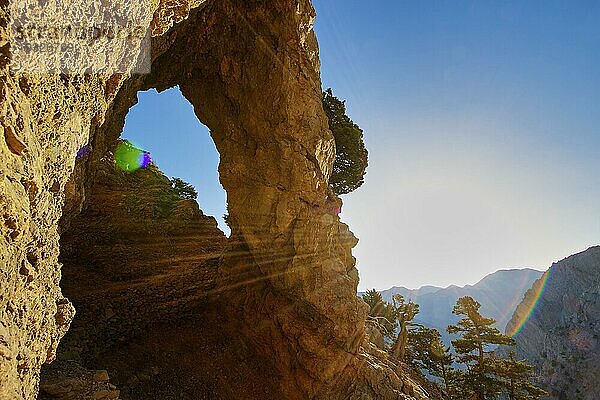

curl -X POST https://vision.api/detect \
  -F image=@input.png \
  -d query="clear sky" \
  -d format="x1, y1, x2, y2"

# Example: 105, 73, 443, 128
314, 0, 600, 290
122, 88, 229, 235
123, 1, 600, 291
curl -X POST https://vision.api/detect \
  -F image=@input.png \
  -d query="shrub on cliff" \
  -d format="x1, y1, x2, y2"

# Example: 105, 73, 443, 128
171, 177, 198, 200
323, 88, 368, 195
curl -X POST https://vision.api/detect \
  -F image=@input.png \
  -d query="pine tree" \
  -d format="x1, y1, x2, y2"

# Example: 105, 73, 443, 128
497, 352, 548, 400
361, 289, 384, 311
322, 88, 368, 195
447, 296, 515, 400
408, 326, 455, 396
430, 334, 456, 397
361, 289, 397, 338
171, 177, 198, 200
407, 326, 439, 371
390, 294, 420, 360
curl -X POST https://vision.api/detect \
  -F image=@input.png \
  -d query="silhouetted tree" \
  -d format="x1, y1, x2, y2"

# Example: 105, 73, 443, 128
171, 177, 198, 200
322, 88, 368, 195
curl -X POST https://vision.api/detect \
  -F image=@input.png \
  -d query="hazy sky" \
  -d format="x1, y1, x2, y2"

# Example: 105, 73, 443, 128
124, 1, 600, 291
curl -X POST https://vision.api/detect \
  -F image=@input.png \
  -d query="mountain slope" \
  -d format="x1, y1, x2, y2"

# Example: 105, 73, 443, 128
374, 268, 543, 336
506, 246, 600, 400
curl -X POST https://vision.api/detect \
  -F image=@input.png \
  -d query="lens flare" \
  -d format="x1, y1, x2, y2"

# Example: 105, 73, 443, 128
138, 151, 151, 168
115, 140, 151, 172
76, 144, 90, 159
507, 270, 551, 337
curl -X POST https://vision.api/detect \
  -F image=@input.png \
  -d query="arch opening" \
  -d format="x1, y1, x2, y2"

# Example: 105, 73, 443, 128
121, 86, 230, 236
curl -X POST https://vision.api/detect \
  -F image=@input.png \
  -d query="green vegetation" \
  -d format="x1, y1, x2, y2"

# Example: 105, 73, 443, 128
171, 177, 198, 200
407, 326, 455, 395
362, 288, 397, 337
322, 88, 368, 195
447, 296, 516, 399
361, 291, 548, 400
497, 352, 549, 400
390, 294, 421, 360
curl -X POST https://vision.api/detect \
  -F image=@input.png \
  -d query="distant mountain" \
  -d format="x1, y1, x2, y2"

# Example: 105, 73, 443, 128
365, 268, 544, 342
506, 246, 600, 400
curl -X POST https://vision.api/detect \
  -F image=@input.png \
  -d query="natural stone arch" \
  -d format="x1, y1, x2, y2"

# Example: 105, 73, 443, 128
54, 1, 366, 398
2, 0, 429, 399
168, 3, 367, 396
159, 0, 366, 320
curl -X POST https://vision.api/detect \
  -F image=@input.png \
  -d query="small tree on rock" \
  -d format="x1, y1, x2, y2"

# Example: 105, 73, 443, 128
362, 289, 397, 338
390, 294, 420, 360
322, 88, 368, 195
171, 177, 198, 200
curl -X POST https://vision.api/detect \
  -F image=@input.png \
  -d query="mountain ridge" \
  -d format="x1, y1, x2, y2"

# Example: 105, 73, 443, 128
361, 268, 544, 340
379, 267, 544, 294
506, 246, 600, 399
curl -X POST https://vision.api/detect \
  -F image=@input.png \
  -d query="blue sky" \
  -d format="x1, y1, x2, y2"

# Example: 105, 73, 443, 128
123, 1, 600, 291
122, 88, 228, 234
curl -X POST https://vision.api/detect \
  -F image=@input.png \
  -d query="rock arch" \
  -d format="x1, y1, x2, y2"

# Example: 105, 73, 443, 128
1, 1, 428, 399
53, 1, 365, 398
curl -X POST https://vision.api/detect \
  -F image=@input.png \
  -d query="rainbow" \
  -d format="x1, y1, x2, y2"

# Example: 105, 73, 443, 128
508, 269, 552, 337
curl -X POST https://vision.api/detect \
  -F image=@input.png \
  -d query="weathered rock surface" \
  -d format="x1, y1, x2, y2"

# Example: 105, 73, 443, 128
506, 246, 600, 400
39, 361, 120, 400
52, 153, 289, 399
1, 0, 433, 398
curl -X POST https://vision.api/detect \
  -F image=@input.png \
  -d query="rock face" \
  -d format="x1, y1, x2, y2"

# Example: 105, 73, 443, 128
0, 0, 431, 399
506, 246, 600, 400
39, 361, 120, 400
53, 153, 288, 399
376, 269, 543, 344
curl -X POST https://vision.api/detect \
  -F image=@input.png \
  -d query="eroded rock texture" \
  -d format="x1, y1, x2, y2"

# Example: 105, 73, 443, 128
507, 246, 600, 400
39, 361, 120, 400
55, 155, 285, 399
1, 1, 431, 399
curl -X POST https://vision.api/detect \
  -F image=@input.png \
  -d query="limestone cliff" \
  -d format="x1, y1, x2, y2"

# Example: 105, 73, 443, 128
1, 0, 432, 399
506, 246, 600, 400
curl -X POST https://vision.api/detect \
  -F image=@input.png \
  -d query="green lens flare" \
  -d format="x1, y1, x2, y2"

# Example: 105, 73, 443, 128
114, 140, 151, 172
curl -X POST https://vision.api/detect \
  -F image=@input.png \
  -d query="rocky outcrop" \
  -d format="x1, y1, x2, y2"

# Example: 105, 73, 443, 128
50, 149, 433, 399
1, 0, 432, 399
39, 361, 120, 400
506, 246, 600, 400
51, 152, 289, 399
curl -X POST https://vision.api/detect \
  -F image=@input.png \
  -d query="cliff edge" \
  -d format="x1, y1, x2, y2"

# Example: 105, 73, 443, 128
506, 246, 600, 400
